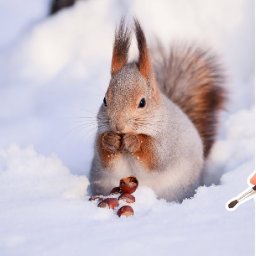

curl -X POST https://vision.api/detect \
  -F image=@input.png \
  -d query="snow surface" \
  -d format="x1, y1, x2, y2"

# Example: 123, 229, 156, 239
0, 0, 254, 255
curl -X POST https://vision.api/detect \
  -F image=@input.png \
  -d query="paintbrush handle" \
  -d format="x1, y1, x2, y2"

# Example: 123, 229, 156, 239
237, 187, 256, 202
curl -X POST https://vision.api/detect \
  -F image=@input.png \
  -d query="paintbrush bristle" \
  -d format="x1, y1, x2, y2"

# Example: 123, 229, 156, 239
228, 200, 238, 208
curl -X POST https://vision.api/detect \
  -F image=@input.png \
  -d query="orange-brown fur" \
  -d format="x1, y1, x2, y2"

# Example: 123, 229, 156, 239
99, 132, 157, 170
134, 19, 152, 80
97, 132, 121, 167
111, 19, 131, 75
130, 134, 158, 170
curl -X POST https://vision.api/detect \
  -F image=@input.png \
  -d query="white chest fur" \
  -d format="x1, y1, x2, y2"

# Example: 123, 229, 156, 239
108, 150, 202, 202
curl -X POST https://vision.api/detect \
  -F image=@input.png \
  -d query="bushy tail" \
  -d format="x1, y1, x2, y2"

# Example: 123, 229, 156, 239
153, 44, 226, 157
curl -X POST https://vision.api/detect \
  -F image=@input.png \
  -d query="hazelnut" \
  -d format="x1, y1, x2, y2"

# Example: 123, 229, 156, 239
110, 186, 121, 195
97, 198, 119, 209
118, 193, 135, 203
117, 205, 134, 217
120, 176, 138, 194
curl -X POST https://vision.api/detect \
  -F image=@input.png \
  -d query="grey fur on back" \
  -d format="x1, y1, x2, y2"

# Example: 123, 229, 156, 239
153, 43, 226, 157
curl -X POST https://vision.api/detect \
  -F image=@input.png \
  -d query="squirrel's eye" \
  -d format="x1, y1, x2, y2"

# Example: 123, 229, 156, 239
138, 98, 146, 108
103, 97, 107, 107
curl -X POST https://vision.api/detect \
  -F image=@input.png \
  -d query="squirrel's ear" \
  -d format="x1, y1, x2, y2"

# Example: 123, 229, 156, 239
134, 19, 152, 80
111, 19, 131, 76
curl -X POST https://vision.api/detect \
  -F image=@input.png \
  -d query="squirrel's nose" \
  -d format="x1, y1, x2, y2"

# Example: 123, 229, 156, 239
116, 123, 125, 133
112, 122, 125, 133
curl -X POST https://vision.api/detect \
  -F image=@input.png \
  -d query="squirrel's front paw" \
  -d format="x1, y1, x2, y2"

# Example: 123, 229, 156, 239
101, 131, 122, 153
122, 134, 141, 153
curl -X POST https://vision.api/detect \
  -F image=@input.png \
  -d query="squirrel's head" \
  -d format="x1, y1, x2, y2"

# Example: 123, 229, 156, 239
99, 19, 161, 135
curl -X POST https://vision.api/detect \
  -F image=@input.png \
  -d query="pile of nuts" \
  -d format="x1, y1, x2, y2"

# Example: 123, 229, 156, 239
89, 176, 138, 217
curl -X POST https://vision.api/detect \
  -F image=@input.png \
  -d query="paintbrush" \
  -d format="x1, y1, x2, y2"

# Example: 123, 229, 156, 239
228, 185, 256, 209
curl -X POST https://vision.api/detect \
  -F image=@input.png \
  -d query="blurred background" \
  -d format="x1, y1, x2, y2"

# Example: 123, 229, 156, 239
0, 0, 254, 178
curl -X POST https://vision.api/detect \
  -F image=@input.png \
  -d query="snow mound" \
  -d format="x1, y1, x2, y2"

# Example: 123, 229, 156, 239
0, 145, 254, 256
0, 145, 88, 201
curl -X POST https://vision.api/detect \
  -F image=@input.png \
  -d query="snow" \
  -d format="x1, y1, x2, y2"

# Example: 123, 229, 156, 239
0, 0, 254, 255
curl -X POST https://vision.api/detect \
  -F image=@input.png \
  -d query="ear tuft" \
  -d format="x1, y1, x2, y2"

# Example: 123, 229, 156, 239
111, 18, 131, 76
134, 19, 152, 79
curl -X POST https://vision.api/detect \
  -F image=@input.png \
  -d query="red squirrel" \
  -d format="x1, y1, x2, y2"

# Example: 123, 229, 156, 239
89, 19, 226, 202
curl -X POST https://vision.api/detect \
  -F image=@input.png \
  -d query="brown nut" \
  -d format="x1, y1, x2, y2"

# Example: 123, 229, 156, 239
120, 176, 138, 194
89, 195, 103, 202
97, 198, 119, 209
110, 186, 121, 195
117, 205, 134, 217
118, 193, 135, 204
